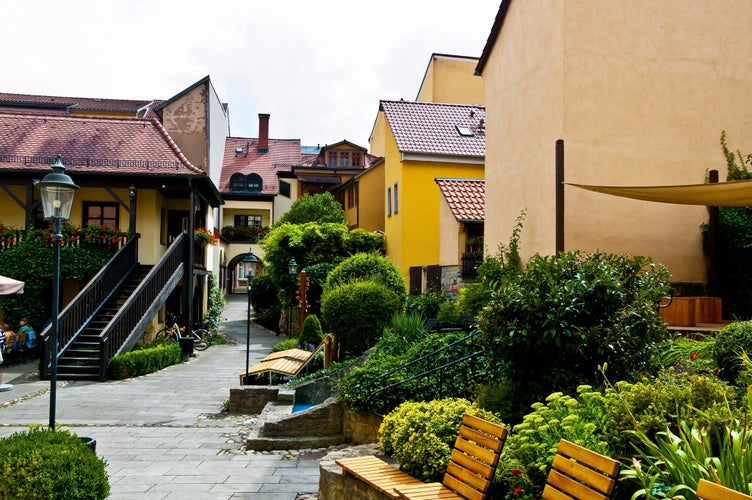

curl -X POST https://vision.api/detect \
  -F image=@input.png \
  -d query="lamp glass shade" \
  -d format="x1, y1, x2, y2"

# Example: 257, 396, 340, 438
37, 156, 79, 221
288, 258, 298, 275
243, 250, 259, 278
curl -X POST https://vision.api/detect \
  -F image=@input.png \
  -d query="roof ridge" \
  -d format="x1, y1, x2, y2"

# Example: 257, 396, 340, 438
149, 119, 205, 175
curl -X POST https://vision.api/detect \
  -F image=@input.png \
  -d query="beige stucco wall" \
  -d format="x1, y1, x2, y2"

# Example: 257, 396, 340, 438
438, 195, 461, 266
161, 84, 208, 173
482, 0, 752, 283
416, 55, 485, 105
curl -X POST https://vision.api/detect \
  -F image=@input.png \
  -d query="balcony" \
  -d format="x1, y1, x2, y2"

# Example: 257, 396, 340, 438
220, 225, 269, 244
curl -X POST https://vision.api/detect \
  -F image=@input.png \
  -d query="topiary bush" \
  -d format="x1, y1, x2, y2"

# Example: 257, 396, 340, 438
108, 342, 181, 379
713, 320, 752, 385
249, 273, 278, 314
298, 314, 324, 349
321, 281, 402, 357
0, 427, 110, 499
324, 252, 407, 303
378, 398, 504, 482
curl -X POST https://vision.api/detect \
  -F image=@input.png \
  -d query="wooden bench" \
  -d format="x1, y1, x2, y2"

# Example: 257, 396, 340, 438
542, 439, 620, 500
697, 478, 752, 500
336, 413, 507, 500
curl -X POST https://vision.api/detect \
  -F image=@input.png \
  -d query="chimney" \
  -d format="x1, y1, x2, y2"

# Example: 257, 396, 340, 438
258, 113, 270, 153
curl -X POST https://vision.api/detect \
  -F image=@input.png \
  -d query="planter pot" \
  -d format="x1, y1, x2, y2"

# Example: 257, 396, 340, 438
79, 436, 96, 454
179, 337, 194, 361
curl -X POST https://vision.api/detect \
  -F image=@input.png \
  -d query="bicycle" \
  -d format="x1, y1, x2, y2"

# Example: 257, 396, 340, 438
155, 315, 212, 351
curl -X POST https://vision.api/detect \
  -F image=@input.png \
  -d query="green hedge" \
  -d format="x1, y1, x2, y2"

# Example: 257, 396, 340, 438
0, 427, 109, 499
107, 342, 181, 379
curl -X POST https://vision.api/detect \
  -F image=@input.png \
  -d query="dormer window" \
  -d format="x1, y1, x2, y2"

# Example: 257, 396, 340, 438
456, 125, 474, 137
229, 172, 263, 193
326, 150, 363, 167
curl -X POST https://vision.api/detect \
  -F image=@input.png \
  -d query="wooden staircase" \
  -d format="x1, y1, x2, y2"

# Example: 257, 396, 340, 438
56, 265, 152, 380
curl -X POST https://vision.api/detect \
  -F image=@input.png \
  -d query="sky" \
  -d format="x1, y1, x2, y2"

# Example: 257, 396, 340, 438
3, 1, 500, 148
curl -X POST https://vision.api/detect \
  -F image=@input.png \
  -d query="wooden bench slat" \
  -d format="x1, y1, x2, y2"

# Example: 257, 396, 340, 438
697, 478, 752, 500
542, 439, 619, 500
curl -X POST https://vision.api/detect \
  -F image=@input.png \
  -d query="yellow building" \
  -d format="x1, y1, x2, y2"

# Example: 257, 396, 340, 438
476, 0, 752, 287
416, 53, 485, 105
370, 100, 485, 292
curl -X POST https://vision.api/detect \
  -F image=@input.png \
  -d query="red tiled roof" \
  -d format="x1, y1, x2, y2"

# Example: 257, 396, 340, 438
380, 100, 485, 158
0, 112, 204, 175
0, 92, 153, 115
220, 137, 302, 194
436, 178, 485, 222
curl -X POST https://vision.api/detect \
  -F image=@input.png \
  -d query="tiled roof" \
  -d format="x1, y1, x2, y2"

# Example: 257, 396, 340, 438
0, 112, 204, 175
436, 178, 485, 222
220, 137, 302, 194
0, 92, 153, 115
380, 100, 485, 158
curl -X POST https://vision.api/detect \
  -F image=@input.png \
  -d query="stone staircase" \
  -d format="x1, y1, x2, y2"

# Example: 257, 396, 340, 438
56, 265, 152, 380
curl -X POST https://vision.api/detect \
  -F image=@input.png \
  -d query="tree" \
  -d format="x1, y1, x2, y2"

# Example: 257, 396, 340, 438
274, 192, 346, 226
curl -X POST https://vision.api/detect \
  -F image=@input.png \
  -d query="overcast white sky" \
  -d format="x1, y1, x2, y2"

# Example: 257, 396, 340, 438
3, 1, 500, 147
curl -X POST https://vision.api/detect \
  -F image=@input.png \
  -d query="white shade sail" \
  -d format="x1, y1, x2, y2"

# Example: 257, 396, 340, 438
567, 179, 752, 207
0, 276, 24, 295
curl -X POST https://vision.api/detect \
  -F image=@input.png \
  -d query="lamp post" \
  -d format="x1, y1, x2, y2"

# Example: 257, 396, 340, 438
288, 258, 298, 337
36, 154, 79, 430
242, 249, 259, 385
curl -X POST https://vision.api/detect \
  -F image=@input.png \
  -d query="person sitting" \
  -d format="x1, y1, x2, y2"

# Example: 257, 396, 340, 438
0, 325, 6, 353
12, 318, 35, 352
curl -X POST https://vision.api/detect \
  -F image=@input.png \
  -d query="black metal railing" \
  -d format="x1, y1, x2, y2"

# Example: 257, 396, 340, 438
97, 233, 187, 380
367, 329, 487, 416
40, 235, 140, 377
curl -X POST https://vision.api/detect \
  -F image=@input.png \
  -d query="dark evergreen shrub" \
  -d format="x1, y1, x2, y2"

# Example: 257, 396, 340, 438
0, 427, 110, 499
325, 253, 406, 303
249, 273, 278, 313
713, 320, 752, 384
298, 314, 324, 349
321, 281, 402, 357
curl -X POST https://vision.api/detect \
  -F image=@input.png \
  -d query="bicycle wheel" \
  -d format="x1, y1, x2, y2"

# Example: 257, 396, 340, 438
156, 327, 178, 343
191, 329, 211, 351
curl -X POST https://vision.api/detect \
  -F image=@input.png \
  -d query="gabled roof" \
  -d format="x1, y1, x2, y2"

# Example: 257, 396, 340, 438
436, 177, 485, 222
0, 112, 204, 176
0, 92, 153, 116
320, 139, 367, 153
220, 137, 302, 194
379, 100, 485, 158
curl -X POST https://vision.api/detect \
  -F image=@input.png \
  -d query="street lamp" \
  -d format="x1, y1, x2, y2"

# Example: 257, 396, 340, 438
242, 249, 259, 385
36, 154, 79, 430
288, 258, 298, 337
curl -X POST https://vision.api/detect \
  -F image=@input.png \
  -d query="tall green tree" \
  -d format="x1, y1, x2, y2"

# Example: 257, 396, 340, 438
273, 192, 346, 226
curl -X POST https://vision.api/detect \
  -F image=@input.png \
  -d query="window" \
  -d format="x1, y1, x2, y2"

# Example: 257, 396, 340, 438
246, 174, 262, 192
347, 185, 355, 209
229, 173, 246, 192
234, 214, 262, 227
393, 182, 398, 214
279, 181, 291, 198
456, 125, 474, 137
351, 152, 362, 167
327, 151, 339, 166
83, 202, 119, 228
387, 187, 392, 216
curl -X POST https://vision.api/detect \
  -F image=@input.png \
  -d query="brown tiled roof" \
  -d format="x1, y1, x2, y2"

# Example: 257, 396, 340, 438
220, 137, 302, 194
436, 178, 485, 222
0, 112, 204, 175
0, 92, 153, 115
380, 100, 485, 158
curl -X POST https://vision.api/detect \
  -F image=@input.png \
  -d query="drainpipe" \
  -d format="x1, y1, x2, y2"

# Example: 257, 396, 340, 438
184, 179, 195, 330
556, 139, 564, 254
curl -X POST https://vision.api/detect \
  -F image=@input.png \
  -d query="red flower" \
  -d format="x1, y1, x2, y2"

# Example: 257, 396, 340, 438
514, 487, 524, 495
690, 353, 700, 361
511, 469, 522, 476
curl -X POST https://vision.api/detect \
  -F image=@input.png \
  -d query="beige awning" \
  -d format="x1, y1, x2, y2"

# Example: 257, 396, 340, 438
568, 180, 752, 207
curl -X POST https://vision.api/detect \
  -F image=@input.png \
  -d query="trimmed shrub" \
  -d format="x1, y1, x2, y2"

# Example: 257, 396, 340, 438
713, 320, 752, 385
0, 427, 110, 499
108, 342, 181, 379
321, 281, 402, 357
325, 253, 406, 303
271, 338, 300, 352
249, 273, 278, 314
378, 398, 504, 482
299, 314, 324, 349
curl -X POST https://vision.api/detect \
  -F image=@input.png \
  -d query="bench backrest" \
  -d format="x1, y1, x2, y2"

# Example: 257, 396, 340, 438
542, 439, 620, 500
697, 479, 752, 500
441, 413, 507, 500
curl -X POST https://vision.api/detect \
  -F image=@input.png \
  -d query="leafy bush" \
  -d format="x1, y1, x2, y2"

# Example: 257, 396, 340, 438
0, 427, 110, 499
249, 273, 278, 314
378, 398, 504, 482
404, 292, 446, 319
300, 262, 335, 320
321, 281, 402, 357
479, 251, 670, 421
713, 320, 752, 385
501, 387, 612, 497
603, 370, 740, 457
274, 192, 347, 226
299, 314, 324, 348
324, 252, 406, 303
108, 342, 181, 379
204, 272, 224, 334
271, 338, 300, 352
655, 335, 717, 374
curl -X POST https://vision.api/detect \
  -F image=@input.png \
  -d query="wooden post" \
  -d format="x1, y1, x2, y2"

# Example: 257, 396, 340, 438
297, 270, 309, 334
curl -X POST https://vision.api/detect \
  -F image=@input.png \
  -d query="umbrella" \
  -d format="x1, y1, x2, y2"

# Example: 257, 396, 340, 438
0, 276, 24, 295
